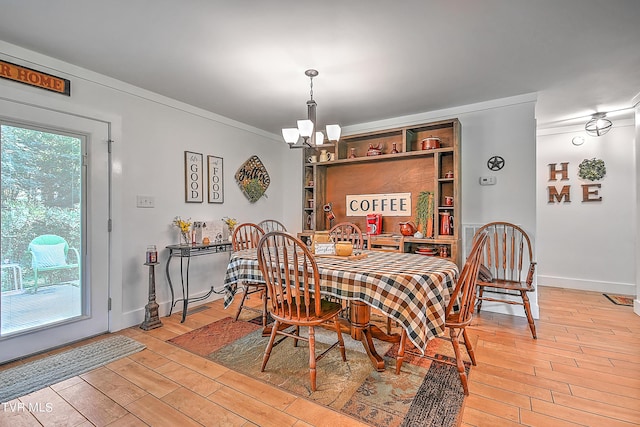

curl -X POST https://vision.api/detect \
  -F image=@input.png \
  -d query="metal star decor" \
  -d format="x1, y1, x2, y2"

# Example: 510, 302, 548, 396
487, 155, 505, 171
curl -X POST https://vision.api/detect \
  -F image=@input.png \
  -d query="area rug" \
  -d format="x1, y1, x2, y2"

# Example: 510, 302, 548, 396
169, 317, 468, 427
603, 293, 634, 306
0, 335, 145, 403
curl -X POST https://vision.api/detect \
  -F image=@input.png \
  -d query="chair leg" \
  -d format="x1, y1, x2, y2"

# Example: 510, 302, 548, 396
308, 326, 317, 392
395, 329, 407, 374
293, 326, 300, 347
261, 288, 268, 327
334, 318, 346, 361
449, 327, 469, 395
33, 269, 39, 293
476, 286, 484, 312
462, 328, 477, 366
261, 319, 280, 372
521, 291, 537, 339
234, 285, 251, 321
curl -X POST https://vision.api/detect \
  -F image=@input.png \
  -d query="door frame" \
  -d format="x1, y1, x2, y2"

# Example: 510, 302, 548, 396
0, 92, 123, 362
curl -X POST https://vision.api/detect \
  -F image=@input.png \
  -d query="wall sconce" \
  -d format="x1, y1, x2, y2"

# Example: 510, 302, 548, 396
585, 113, 612, 137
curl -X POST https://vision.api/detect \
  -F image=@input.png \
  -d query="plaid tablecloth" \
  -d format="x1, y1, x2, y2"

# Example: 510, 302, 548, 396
223, 249, 459, 354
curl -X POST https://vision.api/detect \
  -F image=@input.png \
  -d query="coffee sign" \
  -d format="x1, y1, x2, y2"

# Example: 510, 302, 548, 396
346, 193, 411, 216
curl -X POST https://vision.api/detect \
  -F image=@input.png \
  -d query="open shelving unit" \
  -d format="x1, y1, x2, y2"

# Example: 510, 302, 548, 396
301, 118, 461, 265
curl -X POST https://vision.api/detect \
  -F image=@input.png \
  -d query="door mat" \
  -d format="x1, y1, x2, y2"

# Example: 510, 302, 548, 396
0, 335, 145, 403
603, 294, 634, 306
169, 316, 468, 427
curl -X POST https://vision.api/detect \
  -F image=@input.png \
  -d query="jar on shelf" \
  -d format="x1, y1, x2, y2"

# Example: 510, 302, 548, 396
349, 147, 357, 158
146, 245, 158, 263
391, 143, 399, 154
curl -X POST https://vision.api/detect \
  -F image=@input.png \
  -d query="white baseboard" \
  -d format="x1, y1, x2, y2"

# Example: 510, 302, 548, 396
114, 293, 224, 331
538, 275, 636, 295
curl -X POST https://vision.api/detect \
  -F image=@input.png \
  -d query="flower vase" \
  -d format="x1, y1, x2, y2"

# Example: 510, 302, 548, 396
181, 232, 191, 246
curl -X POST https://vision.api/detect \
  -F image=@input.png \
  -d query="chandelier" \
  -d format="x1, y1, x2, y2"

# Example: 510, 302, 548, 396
585, 112, 612, 137
282, 69, 341, 148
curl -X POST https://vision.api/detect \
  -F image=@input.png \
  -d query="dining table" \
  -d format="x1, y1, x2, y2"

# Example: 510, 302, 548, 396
223, 248, 459, 371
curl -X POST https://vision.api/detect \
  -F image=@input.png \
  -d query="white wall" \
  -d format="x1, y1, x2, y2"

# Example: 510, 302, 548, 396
537, 123, 636, 296
635, 101, 640, 316
344, 94, 538, 318
0, 41, 302, 331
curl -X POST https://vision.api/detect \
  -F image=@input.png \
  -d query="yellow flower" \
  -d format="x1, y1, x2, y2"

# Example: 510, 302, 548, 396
173, 216, 192, 233
222, 217, 237, 231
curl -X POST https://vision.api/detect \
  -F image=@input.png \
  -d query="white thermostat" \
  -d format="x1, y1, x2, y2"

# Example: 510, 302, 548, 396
479, 176, 497, 186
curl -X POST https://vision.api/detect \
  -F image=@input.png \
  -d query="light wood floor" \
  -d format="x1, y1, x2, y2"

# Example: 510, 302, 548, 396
1, 286, 639, 426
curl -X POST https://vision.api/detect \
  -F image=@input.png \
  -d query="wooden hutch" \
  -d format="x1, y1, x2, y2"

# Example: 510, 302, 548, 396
301, 118, 462, 265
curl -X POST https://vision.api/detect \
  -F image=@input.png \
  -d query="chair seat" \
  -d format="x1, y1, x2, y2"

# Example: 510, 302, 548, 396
478, 279, 534, 292
445, 313, 473, 328
272, 298, 343, 325
35, 263, 78, 272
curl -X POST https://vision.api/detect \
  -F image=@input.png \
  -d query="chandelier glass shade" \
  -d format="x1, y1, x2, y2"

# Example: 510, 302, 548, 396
585, 113, 612, 137
282, 69, 341, 148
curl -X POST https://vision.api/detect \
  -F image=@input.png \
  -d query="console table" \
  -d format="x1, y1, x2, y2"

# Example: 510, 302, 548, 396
165, 242, 232, 323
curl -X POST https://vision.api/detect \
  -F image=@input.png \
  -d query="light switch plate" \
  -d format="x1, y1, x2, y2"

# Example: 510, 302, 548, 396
136, 195, 155, 208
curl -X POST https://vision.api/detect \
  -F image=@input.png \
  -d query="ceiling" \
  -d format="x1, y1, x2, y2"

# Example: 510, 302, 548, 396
1, 0, 639, 137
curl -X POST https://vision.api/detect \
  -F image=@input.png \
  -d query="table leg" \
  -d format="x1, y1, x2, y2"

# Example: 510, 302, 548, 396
165, 254, 175, 316
350, 301, 389, 372
180, 255, 190, 323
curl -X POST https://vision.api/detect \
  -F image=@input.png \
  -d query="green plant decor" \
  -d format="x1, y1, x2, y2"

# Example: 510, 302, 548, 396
578, 158, 606, 181
242, 178, 268, 203
416, 191, 434, 232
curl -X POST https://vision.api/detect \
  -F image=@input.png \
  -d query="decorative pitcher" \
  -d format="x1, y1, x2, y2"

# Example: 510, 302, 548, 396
439, 212, 453, 235
399, 221, 417, 236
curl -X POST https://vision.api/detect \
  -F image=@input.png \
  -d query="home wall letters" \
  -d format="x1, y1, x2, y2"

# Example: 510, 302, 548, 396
547, 162, 602, 203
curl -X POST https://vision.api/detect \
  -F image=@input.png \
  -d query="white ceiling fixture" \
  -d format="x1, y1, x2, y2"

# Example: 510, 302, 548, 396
584, 113, 613, 137
282, 69, 341, 149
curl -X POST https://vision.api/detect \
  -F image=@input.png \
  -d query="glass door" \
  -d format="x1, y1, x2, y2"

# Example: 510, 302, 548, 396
0, 99, 109, 363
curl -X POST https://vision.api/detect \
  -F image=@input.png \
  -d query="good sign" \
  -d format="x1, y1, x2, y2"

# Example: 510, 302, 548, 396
346, 193, 411, 216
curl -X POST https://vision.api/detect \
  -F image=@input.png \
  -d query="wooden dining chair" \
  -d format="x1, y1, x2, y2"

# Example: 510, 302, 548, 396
473, 222, 537, 339
256, 231, 347, 392
232, 223, 267, 325
329, 222, 364, 249
257, 219, 287, 234
395, 230, 488, 396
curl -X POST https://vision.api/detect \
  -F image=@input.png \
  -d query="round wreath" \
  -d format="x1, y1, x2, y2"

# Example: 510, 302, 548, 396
577, 158, 606, 181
